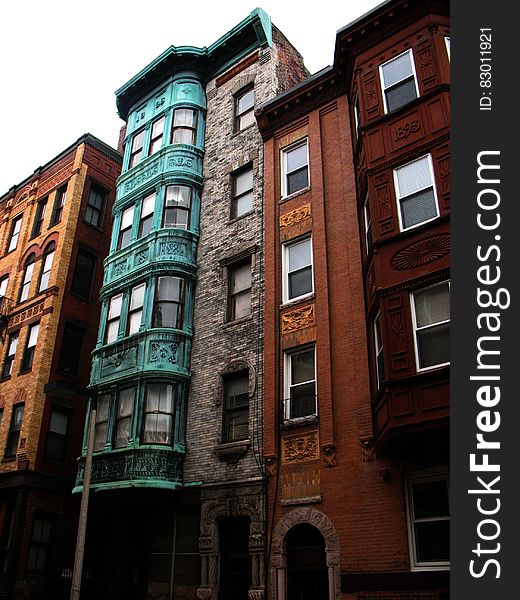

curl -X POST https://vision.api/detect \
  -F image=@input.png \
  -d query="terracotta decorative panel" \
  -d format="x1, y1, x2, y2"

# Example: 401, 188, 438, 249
282, 431, 319, 464
281, 304, 315, 334
389, 111, 424, 151
391, 235, 450, 270
280, 203, 311, 228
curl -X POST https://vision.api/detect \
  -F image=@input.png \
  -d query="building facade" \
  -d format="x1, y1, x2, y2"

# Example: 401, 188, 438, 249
0, 135, 121, 600
257, 0, 450, 599
75, 10, 307, 600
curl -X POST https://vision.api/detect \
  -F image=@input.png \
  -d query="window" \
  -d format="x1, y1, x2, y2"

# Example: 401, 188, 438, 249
235, 87, 255, 131
394, 155, 439, 231
127, 283, 146, 335
283, 237, 313, 303
7, 216, 22, 253
114, 388, 134, 448
353, 94, 360, 137
285, 346, 316, 419
129, 129, 145, 168
0, 275, 8, 298
19, 254, 36, 303
27, 515, 53, 572
118, 205, 135, 249
445, 37, 450, 62
282, 140, 309, 197
21, 322, 39, 371
363, 194, 372, 253
32, 199, 47, 237
380, 49, 419, 113
373, 314, 384, 390
163, 185, 192, 229
411, 282, 450, 370
406, 472, 450, 569
153, 276, 184, 329
138, 192, 156, 238
93, 394, 110, 451
142, 383, 175, 444
222, 371, 249, 442
172, 108, 197, 145
45, 408, 69, 461
58, 323, 84, 375
5, 404, 24, 457
85, 185, 107, 228
231, 166, 253, 218
150, 116, 165, 155
2, 332, 18, 378
51, 186, 67, 225
71, 250, 96, 298
228, 260, 251, 321
105, 293, 123, 343
38, 243, 55, 292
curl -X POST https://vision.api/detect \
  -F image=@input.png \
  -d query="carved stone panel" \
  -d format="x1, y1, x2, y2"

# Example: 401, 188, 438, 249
281, 431, 319, 464
279, 204, 311, 228
101, 346, 138, 376
281, 304, 315, 334
391, 235, 450, 270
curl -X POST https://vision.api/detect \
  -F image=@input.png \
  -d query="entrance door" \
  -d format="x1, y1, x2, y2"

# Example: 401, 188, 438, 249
286, 524, 328, 600
218, 517, 251, 600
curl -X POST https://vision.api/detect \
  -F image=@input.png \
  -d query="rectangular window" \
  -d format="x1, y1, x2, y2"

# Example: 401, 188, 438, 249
118, 205, 135, 249
21, 322, 39, 371
229, 260, 251, 321
406, 472, 450, 569
71, 250, 96, 298
222, 372, 249, 442
163, 185, 192, 229
44, 408, 69, 461
138, 192, 156, 238
27, 515, 53, 572
231, 166, 253, 219
142, 383, 175, 445
38, 246, 55, 292
373, 314, 384, 390
32, 199, 47, 238
150, 116, 165, 155
129, 129, 145, 168
283, 237, 313, 303
445, 37, 450, 62
353, 94, 360, 137
51, 186, 67, 225
7, 216, 22, 253
105, 293, 123, 343
380, 49, 419, 113
93, 394, 110, 451
153, 276, 184, 329
0, 275, 8, 298
85, 185, 107, 228
5, 404, 24, 457
235, 88, 255, 131
411, 282, 450, 370
2, 332, 18, 378
394, 155, 439, 231
285, 346, 316, 419
114, 388, 134, 448
172, 108, 197, 145
127, 283, 146, 335
58, 323, 84, 375
19, 258, 35, 303
282, 140, 309, 197
363, 193, 372, 253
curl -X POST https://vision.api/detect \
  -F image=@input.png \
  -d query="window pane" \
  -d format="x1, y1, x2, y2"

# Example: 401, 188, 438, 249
414, 520, 450, 563
132, 130, 145, 151
396, 157, 432, 197
290, 383, 316, 418
128, 310, 143, 335
386, 79, 418, 112
71, 252, 95, 298
108, 294, 123, 318
382, 51, 413, 87
28, 324, 40, 347
289, 267, 312, 299
94, 422, 107, 450
239, 111, 255, 130
288, 239, 311, 272
118, 389, 134, 416
291, 349, 314, 384
232, 291, 251, 320
238, 89, 254, 114
174, 109, 195, 127
235, 169, 253, 196
234, 192, 253, 217
231, 263, 251, 294
49, 410, 68, 435
287, 168, 309, 195
173, 128, 195, 145
417, 322, 450, 368
412, 480, 449, 519
114, 417, 131, 448
152, 117, 165, 138
401, 189, 437, 229
415, 284, 450, 327
130, 284, 145, 310
166, 185, 191, 208
226, 410, 249, 441
141, 193, 156, 218
8, 334, 18, 356
121, 206, 134, 230
226, 373, 249, 402
105, 320, 119, 343
157, 277, 182, 301
97, 395, 110, 421
286, 144, 307, 173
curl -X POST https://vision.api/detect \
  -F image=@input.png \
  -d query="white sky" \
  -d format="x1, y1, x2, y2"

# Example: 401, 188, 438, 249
0, 0, 381, 194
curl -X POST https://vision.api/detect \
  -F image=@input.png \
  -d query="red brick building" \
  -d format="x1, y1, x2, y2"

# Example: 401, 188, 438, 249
256, 0, 449, 598
0, 134, 121, 600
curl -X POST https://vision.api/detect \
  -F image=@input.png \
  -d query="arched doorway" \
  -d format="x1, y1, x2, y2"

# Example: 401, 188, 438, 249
286, 524, 328, 600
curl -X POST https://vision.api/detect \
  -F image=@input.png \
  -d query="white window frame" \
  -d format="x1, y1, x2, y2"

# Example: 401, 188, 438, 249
405, 470, 450, 571
410, 281, 450, 372
281, 139, 310, 198
353, 93, 360, 137
379, 49, 420, 114
393, 154, 440, 232
363, 192, 372, 254
373, 312, 384, 390
284, 345, 317, 420
7, 216, 22, 253
282, 236, 314, 304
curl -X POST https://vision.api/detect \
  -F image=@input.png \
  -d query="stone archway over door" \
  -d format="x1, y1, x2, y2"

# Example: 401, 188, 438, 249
269, 508, 341, 600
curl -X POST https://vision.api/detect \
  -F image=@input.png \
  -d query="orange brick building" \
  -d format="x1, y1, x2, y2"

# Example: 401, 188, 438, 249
256, 0, 449, 598
0, 134, 121, 600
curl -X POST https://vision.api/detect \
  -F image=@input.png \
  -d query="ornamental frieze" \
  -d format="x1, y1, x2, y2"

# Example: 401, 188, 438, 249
149, 341, 179, 365
124, 164, 160, 193
37, 164, 74, 197
282, 431, 319, 464
281, 304, 315, 334
159, 240, 186, 257
100, 347, 138, 376
391, 234, 450, 270
8, 302, 45, 328
280, 203, 311, 228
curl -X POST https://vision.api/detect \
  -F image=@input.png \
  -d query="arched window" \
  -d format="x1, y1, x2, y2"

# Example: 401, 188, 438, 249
38, 242, 56, 292
286, 524, 328, 600
19, 253, 36, 303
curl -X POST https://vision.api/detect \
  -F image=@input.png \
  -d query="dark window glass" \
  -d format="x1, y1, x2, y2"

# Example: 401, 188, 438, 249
19, 254, 36, 303
229, 260, 251, 321
222, 372, 249, 442
58, 324, 84, 375
71, 250, 96, 298
32, 199, 47, 237
27, 515, 53, 572
138, 193, 156, 238
413, 283, 450, 369
285, 238, 313, 301
153, 276, 184, 329
163, 186, 192, 229
45, 408, 69, 461
231, 166, 253, 219
114, 388, 134, 448
94, 394, 110, 451
284, 142, 309, 196
85, 186, 107, 228
287, 347, 316, 419
21, 322, 40, 371
118, 205, 135, 249
38, 243, 55, 292
5, 404, 24, 457
381, 50, 418, 113
150, 117, 165, 155
129, 129, 145, 168
51, 186, 67, 225
2, 332, 18, 379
